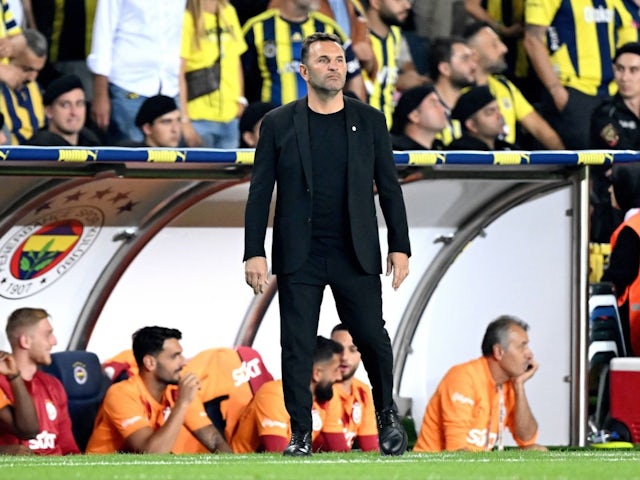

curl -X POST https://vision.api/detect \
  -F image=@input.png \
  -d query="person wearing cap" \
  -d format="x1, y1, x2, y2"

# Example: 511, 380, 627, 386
132, 95, 181, 148
26, 74, 101, 147
87, 0, 186, 145
464, 22, 563, 150
239, 101, 276, 148
447, 85, 515, 151
390, 84, 447, 150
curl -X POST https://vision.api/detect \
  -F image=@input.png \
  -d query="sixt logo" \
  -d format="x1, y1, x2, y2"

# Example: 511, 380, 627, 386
0, 206, 104, 299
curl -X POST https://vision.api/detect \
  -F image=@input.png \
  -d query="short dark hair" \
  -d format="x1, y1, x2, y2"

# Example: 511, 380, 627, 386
481, 315, 529, 356
313, 335, 344, 364
331, 323, 349, 335
132, 326, 182, 368
301, 32, 343, 65
428, 36, 467, 81
463, 21, 494, 41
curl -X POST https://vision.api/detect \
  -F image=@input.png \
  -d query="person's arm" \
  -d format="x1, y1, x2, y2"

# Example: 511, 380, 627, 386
237, 59, 247, 119
124, 373, 201, 453
0, 353, 38, 439
179, 57, 202, 147
87, 0, 119, 130
191, 424, 232, 453
464, 0, 523, 37
372, 110, 411, 288
91, 74, 111, 130
510, 361, 539, 444
356, 384, 380, 452
523, 24, 568, 111
0, 63, 25, 90
520, 110, 564, 149
22, 0, 35, 29
244, 113, 277, 293
241, 24, 262, 103
395, 37, 429, 91
343, 40, 366, 100
179, 12, 203, 147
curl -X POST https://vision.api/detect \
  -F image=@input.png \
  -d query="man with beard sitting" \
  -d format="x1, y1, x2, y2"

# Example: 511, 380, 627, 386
230, 336, 347, 453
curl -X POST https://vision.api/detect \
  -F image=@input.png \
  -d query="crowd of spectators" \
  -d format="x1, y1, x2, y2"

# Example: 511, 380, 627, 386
0, 0, 634, 160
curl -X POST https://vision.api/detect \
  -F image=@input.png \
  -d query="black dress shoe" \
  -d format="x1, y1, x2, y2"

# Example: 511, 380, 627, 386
283, 431, 312, 456
377, 407, 408, 456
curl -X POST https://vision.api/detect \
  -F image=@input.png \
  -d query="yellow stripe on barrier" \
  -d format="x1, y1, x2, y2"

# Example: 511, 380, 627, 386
578, 152, 613, 165
493, 152, 529, 165
236, 150, 255, 165
407, 152, 446, 165
146, 151, 186, 163
58, 150, 98, 162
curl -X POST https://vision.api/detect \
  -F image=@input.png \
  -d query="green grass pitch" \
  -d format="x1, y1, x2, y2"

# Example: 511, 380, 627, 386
1, 450, 640, 480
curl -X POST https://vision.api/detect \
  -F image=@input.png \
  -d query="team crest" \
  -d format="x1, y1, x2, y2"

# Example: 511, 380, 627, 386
600, 123, 619, 147
73, 363, 88, 385
45, 399, 58, 421
352, 401, 362, 424
263, 41, 276, 58
0, 206, 104, 299
312, 407, 322, 432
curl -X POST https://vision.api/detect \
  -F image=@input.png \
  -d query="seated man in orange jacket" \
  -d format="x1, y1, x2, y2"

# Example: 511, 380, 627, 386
230, 336, 347, 453
414, 315, 547, 452
86, 326, 231, 454
322, 323, 379, 451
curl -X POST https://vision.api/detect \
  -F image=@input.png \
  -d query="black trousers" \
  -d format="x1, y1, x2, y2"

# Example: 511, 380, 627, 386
277, 250, 394, 434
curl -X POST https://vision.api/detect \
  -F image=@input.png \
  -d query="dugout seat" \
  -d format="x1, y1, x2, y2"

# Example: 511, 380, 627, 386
41, 350, 111, 452
588, 283, 627, 430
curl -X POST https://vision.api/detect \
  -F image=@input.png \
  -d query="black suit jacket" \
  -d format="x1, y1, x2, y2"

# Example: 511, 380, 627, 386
244, 95, 411, 275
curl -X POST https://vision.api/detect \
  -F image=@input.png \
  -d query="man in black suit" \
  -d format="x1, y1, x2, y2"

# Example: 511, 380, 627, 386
244, 32, 411, 457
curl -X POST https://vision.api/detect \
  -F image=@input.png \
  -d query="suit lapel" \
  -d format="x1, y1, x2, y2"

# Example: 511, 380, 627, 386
293, 99, 313, 189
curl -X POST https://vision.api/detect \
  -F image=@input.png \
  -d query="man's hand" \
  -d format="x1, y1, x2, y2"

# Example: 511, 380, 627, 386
0, 37, 16, 59
0, 63, 25, 90
550, 84, 569, 112
245, 256, 269, 295
175, 372, 200, 407
0, 351, 19, 378
91, 93, 111, 130
513, 359, 539, 387
386, 252, 409, 290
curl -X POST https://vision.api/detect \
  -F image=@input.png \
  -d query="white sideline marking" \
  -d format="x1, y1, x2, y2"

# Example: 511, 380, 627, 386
1, 451, 640, 468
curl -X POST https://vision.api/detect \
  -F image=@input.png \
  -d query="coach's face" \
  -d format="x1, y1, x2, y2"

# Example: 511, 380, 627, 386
300, 40, 347, 95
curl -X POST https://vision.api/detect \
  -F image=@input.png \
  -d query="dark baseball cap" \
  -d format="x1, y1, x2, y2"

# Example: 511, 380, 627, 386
390, 84, 437, 135
451, 85, 496, 123
613, 42, 640, 63
135, 95, 178, 127
43, 74, 84, 106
